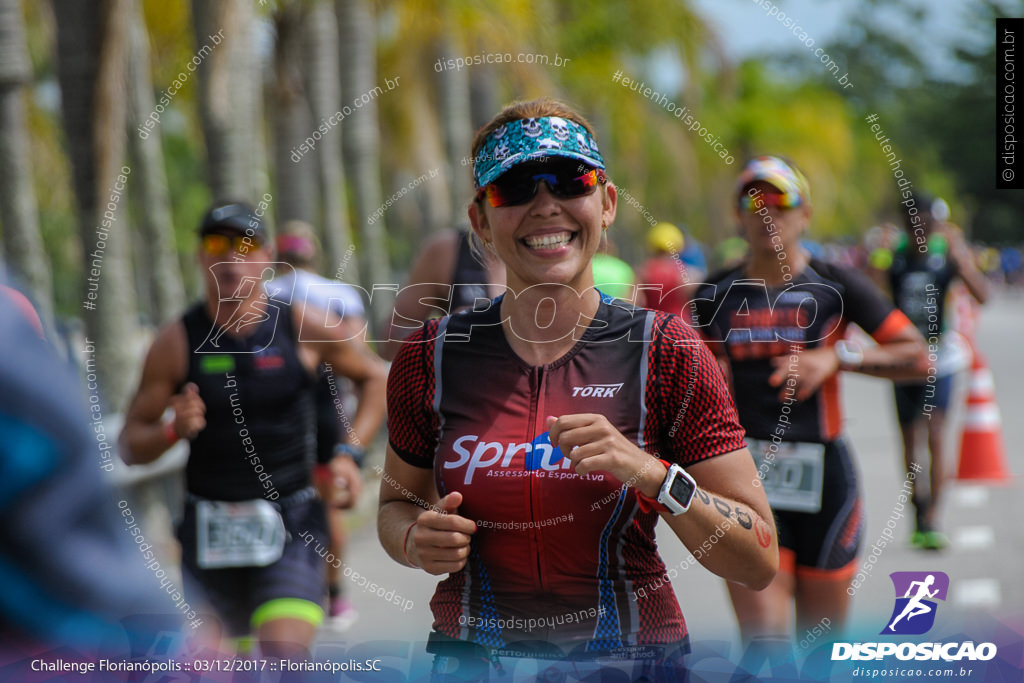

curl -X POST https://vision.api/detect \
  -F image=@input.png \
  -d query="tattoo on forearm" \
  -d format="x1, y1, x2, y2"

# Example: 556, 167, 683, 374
860, 358, 919, 373
755, 517, 772, 548
703, 492, 758, 533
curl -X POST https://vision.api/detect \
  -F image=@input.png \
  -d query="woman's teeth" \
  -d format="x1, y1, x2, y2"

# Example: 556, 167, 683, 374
524, 232, 572, 249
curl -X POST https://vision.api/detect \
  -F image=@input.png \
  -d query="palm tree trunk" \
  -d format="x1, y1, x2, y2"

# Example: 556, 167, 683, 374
336, 0, 390, 296
126, 0, 185, 326
0, 0, 55, 333
406, 79, 450, 237
191, 0, 265, 204
303, 0, 356, 282
54, 0, 140, 410
468, 65, 500, 131
270, 2, 316, 226
436, 35, 472, 228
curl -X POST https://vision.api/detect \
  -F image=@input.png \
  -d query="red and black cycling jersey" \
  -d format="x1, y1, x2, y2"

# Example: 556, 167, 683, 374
692, 258, 914, 443
387, 294, 745, 651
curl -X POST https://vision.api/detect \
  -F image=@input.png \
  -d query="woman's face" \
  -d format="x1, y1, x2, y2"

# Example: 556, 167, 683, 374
469, 160, 617, 292
737, 180, 811, 255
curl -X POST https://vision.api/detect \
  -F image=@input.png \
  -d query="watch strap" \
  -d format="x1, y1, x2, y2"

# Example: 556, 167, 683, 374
333, 443, 367, 468
635, 459, 672, 514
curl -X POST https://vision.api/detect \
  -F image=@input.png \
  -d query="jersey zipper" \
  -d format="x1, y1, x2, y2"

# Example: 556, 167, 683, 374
527, 364, 547, 592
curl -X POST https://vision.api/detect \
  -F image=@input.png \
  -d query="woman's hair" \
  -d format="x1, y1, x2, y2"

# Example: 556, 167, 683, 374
276, 219, 321, 270
467, 98, 605, 262
470, 97, 600, 166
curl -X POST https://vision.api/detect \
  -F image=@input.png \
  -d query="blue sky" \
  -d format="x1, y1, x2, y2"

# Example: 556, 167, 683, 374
689, 0, 1008, 82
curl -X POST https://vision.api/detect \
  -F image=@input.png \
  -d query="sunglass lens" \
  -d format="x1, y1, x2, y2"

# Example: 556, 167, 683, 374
486, 163, 600, 207
485, 180, 530, 207
562, 168, 598, 196
739, 192, 800, 212
203, 234, 230, 255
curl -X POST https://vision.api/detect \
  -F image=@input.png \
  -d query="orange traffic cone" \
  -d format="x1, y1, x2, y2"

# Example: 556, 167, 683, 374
956, 350, 1011, 482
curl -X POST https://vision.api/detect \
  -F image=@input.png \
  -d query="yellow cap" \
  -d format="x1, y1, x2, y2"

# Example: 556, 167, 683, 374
648, 222, 684, 254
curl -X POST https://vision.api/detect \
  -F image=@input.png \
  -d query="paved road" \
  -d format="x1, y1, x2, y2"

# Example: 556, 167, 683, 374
319, 292, 1022, 665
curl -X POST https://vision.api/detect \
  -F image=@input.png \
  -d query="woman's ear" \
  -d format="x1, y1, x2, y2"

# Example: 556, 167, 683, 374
468, 199, 491, 246
602, 182, 618, 228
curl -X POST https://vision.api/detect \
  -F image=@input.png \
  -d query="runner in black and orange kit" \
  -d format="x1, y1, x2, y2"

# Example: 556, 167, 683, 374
378, 98, 778, 681
119, 202, 386, 657
693, 157, 928, 647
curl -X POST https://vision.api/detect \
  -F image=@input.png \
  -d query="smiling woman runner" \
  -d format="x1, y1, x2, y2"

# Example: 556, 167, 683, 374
377, 98, 778, 682
692, 156, 928, 652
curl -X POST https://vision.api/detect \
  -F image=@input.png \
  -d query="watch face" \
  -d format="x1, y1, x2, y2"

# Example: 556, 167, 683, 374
669, 471, 695, 506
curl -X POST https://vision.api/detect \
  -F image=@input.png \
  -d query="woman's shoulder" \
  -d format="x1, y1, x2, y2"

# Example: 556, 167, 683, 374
647, 310, 705, 352
391, 318, 445, 370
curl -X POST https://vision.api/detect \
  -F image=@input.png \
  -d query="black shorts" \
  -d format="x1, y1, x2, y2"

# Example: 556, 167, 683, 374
773, 439, 863, 576
893, 375, 954, 424
177, 489, 330, 636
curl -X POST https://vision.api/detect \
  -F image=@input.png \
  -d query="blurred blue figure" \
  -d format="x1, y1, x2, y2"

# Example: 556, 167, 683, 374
1001, 246, 1022, 286
800, 238, 827, 261
679, 231, 707, 280
0, 288, 181, 665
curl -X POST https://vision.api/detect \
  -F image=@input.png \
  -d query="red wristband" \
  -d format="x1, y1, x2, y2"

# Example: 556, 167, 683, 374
163, 420, 179, 445
635, 459, 672, 514
402, 521, 418, 566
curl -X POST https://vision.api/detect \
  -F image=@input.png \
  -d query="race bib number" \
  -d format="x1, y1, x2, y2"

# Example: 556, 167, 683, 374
748, 439, 825, 513
195, 499, 286, 569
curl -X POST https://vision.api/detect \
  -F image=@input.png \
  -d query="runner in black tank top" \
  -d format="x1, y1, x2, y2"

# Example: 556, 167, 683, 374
119, 202, 387, 657
181, 301, 315, 500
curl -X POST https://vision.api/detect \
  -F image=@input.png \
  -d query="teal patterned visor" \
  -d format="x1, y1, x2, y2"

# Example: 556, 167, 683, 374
473, 116, 606, 189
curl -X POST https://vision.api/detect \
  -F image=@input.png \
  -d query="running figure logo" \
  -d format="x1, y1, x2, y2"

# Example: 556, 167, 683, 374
196, 262, 295, 354
882, 571, 949, 635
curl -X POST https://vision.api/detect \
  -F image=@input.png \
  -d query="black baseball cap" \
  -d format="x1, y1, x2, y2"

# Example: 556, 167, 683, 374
199, 201, 266, 241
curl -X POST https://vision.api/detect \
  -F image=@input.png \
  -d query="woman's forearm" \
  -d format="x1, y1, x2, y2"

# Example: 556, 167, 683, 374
661, 488, 778, 590
857, 340, 929, 380
377, 499, 424, 567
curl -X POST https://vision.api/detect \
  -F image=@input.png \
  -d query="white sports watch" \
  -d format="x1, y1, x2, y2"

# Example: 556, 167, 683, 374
835, 340, 864, 369
657, 463, 697, 515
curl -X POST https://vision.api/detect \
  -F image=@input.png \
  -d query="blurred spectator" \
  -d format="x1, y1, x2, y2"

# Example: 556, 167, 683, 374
592, 234, 635, 301
271, 221, 367, 632
636, 222, 695, 318
0, 287, 181, 661
1001, 246, 1023, 286
380, 228, 505, 361
887, 194, 989, 550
